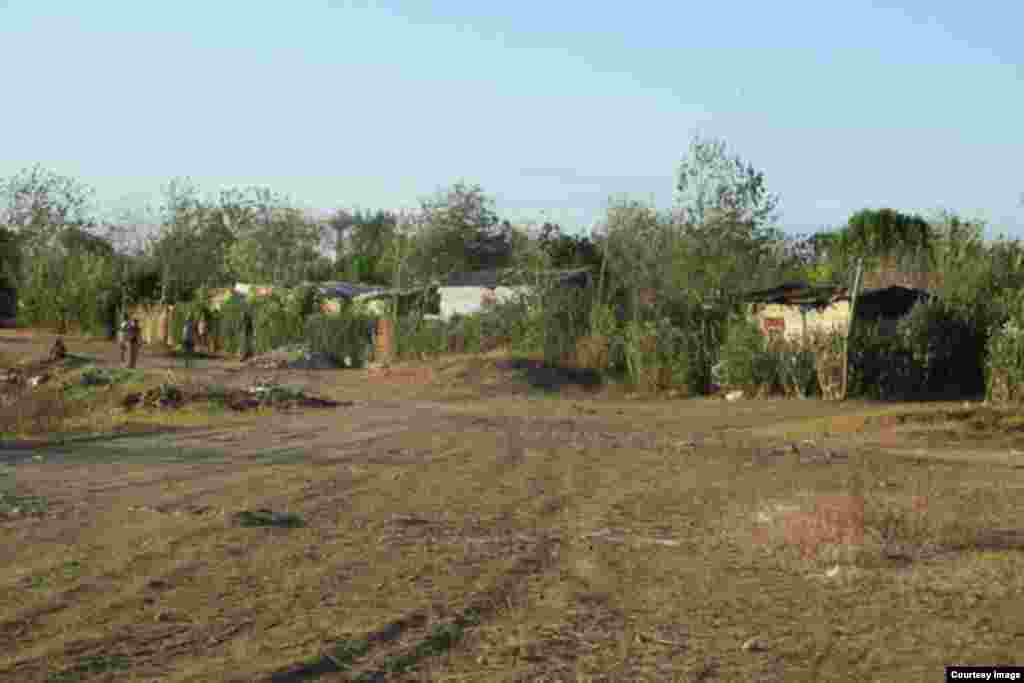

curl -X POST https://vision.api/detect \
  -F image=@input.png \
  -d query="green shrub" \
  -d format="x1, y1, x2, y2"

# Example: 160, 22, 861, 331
985, 290, 1024, 402
251, 293, 305, 355
213, 294, 252, 355
460, 314, 483, 353
772, 338, 819, 398
845, 298, 983, 400
511, 304, 546, 355
397, 317, 448, 358
619, 318, 690, 392
304, 311, 375, 367
286, 285, 323, 319
899, 298, 985, 397
719, 316, 777, 392
845, 322, 916, 400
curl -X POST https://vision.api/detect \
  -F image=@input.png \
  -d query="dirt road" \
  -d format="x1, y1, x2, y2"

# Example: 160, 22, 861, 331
3, 330, 1024, 681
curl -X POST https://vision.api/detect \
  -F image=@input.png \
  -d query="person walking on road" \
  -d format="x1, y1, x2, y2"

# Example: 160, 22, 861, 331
125, 318, 141, 369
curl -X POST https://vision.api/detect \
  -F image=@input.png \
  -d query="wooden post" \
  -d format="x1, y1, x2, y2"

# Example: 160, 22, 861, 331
841, 258, 864, 401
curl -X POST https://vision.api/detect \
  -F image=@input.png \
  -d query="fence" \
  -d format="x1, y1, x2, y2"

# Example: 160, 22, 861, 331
126, 304, 173, 346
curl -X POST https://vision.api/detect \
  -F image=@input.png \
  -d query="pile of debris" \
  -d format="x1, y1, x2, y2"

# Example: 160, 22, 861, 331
244, 344, 347, 370
121, 379, 348, 412
2, 345, 73, 392
122, 382, 185, 410
227, 380, 344, 411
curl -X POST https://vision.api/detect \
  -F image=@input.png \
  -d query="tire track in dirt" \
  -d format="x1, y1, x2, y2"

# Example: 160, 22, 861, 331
261, 430, 569, 681
262, 533, 563, 682
1, 613, 261, 683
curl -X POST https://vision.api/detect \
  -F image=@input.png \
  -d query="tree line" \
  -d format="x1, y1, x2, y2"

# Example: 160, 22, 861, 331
0, 133, 1020, 345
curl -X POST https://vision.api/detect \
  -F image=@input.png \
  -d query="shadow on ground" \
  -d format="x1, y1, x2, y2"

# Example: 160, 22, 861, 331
495, 358, 603, 394
0, 425, 228, 464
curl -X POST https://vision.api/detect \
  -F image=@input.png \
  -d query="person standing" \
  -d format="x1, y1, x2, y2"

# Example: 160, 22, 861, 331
240, 310, 254, 362
196, 315, 208, 353
182, 316, 195, 369
118, 314, 131, 364
366, 317, 377, 364
126, 318, 141, 369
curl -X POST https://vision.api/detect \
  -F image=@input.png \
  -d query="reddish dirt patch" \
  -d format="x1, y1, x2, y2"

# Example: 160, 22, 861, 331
366, 366, 435, 384
753, 494, 867, 559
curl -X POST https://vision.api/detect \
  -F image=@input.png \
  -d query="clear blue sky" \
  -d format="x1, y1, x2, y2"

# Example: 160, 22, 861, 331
2, 0, 1021, 237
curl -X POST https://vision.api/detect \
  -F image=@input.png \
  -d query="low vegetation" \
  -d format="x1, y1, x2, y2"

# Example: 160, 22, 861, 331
2, 134, 1024, 681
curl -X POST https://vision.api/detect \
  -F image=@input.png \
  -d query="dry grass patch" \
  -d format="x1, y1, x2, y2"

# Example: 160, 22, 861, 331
5, 373, 1024, 680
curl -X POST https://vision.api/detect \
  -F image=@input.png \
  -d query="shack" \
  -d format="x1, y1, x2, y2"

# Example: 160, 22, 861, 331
313, 281, 440, 316
744, 281, 931, 342
433, 267, 592, 321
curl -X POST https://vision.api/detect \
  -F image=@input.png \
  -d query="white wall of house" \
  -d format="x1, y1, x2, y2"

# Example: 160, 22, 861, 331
436, 285, 532, 320
749, 300, 852, 342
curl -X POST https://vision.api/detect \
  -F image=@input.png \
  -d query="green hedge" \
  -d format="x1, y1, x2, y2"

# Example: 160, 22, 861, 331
848, 299, 983, 400
251, 293, 306, 355
985, 290, 1024, 402
304, 312, 375, 367
211, 294, 253, 355
719, 316, 779, 393
397, 317, 449, 358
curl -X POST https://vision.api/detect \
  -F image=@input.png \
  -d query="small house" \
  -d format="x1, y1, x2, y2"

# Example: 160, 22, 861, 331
312, 281, 439, 317
744, 281, 931, 342
434, 267, 592, 320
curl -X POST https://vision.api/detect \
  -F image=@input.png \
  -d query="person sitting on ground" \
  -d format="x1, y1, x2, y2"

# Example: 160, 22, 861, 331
48, 337, 66, 362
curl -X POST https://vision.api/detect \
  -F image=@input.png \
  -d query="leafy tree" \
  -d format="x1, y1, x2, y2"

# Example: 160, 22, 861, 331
329, 208, 399, 283
409, 182, 516, 280
671, 134, 790, 305
537, 222, 602, 270
148, 178, 237, 302
674, 134, 780, 230
804, 208, 934, 288
0, 166, 121, 331
0, 164, 97, 259
0, 226, 21, 290
223, 187, 324, 286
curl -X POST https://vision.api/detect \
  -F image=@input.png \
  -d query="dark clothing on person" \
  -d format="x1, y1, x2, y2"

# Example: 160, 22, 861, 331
240, 312, 254, 361
182, 319, 195, 368
183, 319, 195, 353
123, 319, 141, 368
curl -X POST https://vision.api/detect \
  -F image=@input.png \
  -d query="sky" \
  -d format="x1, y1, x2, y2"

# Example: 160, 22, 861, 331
1, 0, 1022, 238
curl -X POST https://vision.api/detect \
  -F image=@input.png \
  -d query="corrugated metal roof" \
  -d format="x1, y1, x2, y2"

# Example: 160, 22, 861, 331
316, 282, 390, 299
743, 282, 848, 305
746, 281, 931, 319
442, 267, 592, 288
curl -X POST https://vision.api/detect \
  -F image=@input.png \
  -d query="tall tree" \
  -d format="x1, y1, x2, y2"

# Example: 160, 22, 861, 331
537, 222, 602, 270
148, 178, 237, 302
807, 208, 934, 288
674, 134, 780, 231
844, 208, 932, 265
0, 165, 98, 264
329, 208, 399, 283
222, 187, 324, 286
409, 182, 515, 280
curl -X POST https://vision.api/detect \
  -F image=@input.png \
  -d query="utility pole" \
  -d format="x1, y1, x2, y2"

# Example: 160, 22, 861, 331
841, 258, 864, 400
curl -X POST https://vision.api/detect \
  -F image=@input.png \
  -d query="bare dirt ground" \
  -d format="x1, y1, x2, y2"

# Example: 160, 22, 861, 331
2, 330, 1024, 682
